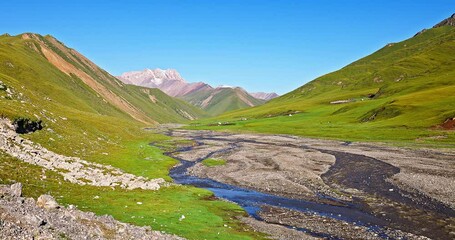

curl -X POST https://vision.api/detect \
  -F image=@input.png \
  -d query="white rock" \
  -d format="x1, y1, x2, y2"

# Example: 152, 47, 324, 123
10, 182, 22, 197
37, 195, 59, 210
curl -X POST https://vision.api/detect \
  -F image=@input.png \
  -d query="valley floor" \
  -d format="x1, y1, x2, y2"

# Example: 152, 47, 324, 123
161, 127, 455, 240
1, 118, 455, 239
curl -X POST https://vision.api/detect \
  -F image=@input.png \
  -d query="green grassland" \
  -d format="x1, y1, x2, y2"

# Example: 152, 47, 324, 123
0, 151, 264, 239
0, 33, 264, 239
2, 21, 454, 240
188, 26, 455, 147
202, 158, 227, 167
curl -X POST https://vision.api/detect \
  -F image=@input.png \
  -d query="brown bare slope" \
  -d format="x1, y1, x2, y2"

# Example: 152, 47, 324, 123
3, 33, 206, 124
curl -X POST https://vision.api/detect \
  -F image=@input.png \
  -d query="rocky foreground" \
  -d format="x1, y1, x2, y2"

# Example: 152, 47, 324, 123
0, 183, 183, 240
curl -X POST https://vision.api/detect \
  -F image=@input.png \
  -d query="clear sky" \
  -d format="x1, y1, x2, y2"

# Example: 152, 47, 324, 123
1, 1, 453, 94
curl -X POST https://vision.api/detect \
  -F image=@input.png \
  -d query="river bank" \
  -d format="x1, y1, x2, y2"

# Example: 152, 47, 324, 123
156, 127, 455, 240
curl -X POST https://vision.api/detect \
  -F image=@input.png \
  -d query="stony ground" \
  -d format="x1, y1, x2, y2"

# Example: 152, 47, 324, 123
172, 130, 340, 201
238, 216, 318, 240
0, 183, 183, 240
170, 129, 455, 208
166, 129, 455, 240
258, 206, 429, 240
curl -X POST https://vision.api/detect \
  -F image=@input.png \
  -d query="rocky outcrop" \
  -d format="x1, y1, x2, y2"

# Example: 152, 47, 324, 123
433, 13, 455, 28
0, 183, 183, 240
0, 119, 165, 190
416, 13, 455, 36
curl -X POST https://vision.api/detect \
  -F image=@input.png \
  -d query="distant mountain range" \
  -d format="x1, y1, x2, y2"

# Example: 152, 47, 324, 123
117, 69, 278, 115
250, 92, 279, 101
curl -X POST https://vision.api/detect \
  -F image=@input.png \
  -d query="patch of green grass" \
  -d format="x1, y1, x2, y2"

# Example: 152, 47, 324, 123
202, 158, 227, 167
0, 151, 265, 240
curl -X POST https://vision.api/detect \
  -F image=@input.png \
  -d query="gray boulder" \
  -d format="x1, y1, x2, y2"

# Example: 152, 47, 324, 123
36, 195, 59, 210
10, 182, 22, 197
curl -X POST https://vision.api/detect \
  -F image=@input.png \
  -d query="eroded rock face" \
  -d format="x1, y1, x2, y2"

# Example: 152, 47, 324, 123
0, 183, 184, 240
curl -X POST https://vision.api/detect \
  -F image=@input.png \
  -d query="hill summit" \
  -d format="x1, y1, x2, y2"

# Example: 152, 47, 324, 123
434, 13, 455, 28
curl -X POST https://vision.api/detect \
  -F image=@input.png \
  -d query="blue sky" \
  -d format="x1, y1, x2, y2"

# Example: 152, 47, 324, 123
1, 1, 453, 94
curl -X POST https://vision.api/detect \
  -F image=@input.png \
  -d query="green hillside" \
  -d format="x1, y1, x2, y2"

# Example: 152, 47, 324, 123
0, 33, 263, 239
189, 25, 455, 146
182, 87, 265, 116
0, 33, 207, 124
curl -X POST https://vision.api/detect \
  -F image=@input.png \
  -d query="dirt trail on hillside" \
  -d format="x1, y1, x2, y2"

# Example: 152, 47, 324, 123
163, 128, 455, 240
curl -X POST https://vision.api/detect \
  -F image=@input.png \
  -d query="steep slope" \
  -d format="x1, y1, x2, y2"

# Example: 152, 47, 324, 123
194, 16, 455, 145
118, 69, 270, 115
0, 33, 206, 125
0, 33, 263, 239
182, 86, 265, 116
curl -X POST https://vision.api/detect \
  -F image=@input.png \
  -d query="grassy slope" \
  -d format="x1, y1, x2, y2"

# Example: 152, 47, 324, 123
0, 33, 263, 239
182, 88, 265, 116
0, 151, 261, 239
189, 26, 455, 147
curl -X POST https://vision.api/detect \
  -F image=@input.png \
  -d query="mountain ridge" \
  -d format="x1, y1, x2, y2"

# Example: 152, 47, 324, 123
250, 92, 279, 101
118, 68, 276, 115
197, 14, 455, 145
0, 33, 207, 124
433, 13, 455, 28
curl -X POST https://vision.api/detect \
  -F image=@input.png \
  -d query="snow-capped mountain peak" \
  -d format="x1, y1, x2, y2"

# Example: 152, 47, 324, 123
118, 68, 185, 88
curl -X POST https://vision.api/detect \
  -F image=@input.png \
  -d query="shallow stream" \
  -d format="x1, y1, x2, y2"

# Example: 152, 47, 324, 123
162, 141, 390, 239
151, 129, 455, 239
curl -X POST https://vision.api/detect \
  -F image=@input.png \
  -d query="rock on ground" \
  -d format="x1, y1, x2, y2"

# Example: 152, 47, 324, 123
0, 183, 184, 240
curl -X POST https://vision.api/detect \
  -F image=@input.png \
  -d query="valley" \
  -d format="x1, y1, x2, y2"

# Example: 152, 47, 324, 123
1, 4, 454, 240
